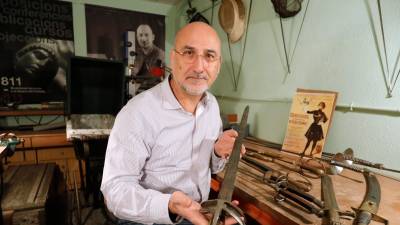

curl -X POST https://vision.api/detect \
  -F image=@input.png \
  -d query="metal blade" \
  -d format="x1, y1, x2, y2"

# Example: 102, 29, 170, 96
218, 106, 249, 201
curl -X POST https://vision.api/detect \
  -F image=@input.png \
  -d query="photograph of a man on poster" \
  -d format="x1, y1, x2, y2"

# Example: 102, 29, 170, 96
131, 24, 165, 77
85, 4, 165, 97
130, 24, 165, 94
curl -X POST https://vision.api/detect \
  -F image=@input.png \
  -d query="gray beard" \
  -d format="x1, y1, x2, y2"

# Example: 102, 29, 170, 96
181, 83, 208, 96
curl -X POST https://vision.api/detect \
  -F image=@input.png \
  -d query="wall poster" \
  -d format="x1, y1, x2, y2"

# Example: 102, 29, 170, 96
0, 0, 74, 108
85, 5, 165, 97
282, 89, 338, 157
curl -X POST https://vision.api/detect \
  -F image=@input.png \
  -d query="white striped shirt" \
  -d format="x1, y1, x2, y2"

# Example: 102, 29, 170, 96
101, 77, 225, 224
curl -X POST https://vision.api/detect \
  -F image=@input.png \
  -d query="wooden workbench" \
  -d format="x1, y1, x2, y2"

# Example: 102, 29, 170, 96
5, 129, 82, 190
212, 140, 400, 225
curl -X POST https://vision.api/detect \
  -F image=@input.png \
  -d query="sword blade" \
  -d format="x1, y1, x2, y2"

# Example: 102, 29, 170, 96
218, 106, 249, 201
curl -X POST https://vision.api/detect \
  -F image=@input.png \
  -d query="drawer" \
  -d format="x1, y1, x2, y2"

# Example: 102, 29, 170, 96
16, 137, 32, 149
37, 147, 75, 161
31, 135, 70, 148
7, 150, 36, 164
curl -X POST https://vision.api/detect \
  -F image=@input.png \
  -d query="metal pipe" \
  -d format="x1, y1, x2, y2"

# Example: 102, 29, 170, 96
215, 95, 400, 115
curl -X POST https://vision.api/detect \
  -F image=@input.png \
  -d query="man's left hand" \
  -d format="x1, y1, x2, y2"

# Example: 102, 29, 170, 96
214, 129, 246, 159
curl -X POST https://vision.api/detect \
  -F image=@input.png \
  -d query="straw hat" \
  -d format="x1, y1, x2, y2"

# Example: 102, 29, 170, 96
218, 0, 246, 43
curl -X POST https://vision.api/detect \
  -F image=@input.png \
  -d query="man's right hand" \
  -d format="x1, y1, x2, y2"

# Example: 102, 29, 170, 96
168, 192, 244, 225
168, 191, 208, 225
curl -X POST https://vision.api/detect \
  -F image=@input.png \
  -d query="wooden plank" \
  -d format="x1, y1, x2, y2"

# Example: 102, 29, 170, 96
2, 163, 55, 211
37, 147, 75, 161
16, 136, 32, 148
6, 150, 36, 164
27, 164, 46, 204
31, 135, 70, 148
3, 165, 19, 184
13, 129, 72, 150
0, 109, 63, 116
36, 164, 55, 204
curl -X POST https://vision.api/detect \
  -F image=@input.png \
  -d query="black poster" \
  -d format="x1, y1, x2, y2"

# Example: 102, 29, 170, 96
0, 0, 74, 107
85, 5, 165, 96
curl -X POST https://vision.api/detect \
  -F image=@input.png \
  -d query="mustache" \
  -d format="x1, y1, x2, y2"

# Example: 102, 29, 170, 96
187, 73, 208, 80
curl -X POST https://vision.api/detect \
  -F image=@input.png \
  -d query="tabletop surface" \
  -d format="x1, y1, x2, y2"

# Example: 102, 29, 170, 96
214, 138, 400, 225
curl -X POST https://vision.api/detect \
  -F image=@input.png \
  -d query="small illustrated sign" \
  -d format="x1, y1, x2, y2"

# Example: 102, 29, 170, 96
282, 89, 338, 157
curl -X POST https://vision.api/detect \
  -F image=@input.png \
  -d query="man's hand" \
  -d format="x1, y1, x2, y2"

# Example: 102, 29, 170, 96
169, 192, 244, 225
168, 191, 209, 225
214, 129, 246, 159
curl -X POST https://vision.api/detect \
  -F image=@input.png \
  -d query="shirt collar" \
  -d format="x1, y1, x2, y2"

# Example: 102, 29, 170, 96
161, 75, 211, 110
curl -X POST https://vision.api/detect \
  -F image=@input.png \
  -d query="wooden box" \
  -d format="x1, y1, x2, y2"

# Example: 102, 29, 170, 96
1, 163, 66, 225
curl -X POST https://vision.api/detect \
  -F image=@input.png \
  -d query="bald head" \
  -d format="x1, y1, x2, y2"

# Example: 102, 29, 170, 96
174, 22, 221, 54
169, 22, 222, 98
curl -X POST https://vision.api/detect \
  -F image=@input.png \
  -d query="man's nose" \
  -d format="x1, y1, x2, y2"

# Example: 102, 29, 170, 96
192, 54, 206, 73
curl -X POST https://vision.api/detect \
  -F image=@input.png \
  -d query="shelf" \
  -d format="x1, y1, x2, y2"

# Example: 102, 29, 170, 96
0, 109, 64, 116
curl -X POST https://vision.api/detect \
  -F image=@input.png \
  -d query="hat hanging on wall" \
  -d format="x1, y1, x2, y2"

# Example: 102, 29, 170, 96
271, 0, 302, 18
218, 0, 246, 43
271, 0, 304, 75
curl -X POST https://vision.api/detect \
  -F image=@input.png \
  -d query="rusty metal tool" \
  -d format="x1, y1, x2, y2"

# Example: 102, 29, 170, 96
352, 169, 388, 225
242, 154, 312, 192
247, 149, 324, 178
323, 148, 400, 173
321, 174, 342, 225
320, 174, 355, 225
240, 158, 323, 215
201, 106, 249, 225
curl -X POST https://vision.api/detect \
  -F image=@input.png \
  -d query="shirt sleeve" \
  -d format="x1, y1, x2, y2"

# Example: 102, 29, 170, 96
210, 149, 226, 174
210, 120, 226, 174
100, 108, 173, 224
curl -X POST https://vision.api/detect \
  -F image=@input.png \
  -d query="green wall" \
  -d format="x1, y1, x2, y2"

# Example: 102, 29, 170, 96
3, 0, 399, 179
185, 0, 400, 178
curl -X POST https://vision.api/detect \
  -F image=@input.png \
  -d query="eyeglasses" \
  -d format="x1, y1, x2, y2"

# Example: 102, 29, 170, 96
174, 48, 220, 64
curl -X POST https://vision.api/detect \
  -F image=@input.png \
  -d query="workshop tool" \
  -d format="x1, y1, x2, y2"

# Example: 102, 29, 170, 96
321, 174, 342, 225
321, 174, 355, 225
243, 153, 312, 192
246, 149, 324, 178
352, 169, 388, 225
201, 106, 249, 225
240, 159, 324, 216
323, 148, 400, 173
0, 133, 22, 156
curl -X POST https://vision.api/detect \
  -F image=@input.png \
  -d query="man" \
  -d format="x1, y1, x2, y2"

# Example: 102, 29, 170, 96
132, 24, 165, 77
101, 22, 244, 225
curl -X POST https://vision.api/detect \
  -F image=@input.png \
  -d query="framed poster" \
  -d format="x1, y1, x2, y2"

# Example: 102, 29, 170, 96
0, 0, 74, 108
282, 89, 338, 157
85, 5, 165, 97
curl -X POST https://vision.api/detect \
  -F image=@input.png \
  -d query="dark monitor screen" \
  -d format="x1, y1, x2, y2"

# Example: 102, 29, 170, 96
67, 56, 125, 115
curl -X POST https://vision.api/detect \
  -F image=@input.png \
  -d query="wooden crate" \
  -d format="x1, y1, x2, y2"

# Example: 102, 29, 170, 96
1, 163, 66, 225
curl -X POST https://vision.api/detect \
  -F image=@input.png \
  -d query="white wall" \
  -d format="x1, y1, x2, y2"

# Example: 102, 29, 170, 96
184, 0, 400, 178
